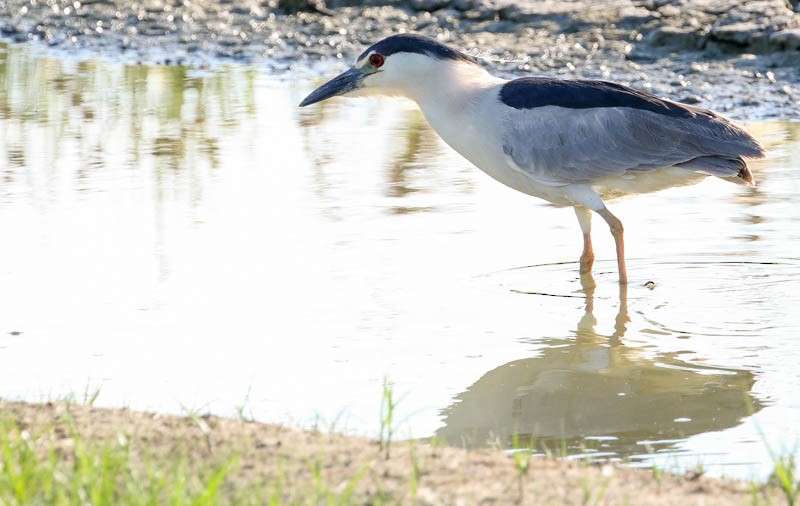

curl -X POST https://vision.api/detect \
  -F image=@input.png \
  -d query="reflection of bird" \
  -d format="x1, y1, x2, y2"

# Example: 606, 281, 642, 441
299, 34, 765, 284
434, 275, 762, 455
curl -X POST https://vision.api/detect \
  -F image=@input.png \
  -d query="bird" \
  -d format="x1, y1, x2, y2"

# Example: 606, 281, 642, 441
299, 34, 765, 284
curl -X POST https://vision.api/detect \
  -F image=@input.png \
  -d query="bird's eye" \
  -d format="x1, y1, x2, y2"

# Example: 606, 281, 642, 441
369, 53, 384, 68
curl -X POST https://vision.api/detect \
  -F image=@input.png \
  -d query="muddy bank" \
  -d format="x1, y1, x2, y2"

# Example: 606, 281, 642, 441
0, 400, 786, 505
0, 0, 799, 118
0, 0, 797, 61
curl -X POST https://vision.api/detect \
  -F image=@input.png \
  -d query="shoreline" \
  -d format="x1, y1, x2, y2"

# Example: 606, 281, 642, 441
1, 0, 799, 118
1, 399, 788, 504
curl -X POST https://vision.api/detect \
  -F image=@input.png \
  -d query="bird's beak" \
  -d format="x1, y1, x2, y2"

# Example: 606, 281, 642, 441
299, 67, 364, 107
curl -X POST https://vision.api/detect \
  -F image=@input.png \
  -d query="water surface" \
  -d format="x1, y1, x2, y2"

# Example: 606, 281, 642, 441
1, 41, 799, 480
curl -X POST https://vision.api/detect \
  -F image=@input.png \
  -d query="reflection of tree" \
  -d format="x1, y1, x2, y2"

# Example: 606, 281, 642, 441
296, 98, 448, 216
386, 110, 425, 199
729, 122, 795, 241
296, 99, 336, 202
0, 42, 257, 277
384, 110, 441, 214
435, 276, 762, 458
0, 41, 254, 190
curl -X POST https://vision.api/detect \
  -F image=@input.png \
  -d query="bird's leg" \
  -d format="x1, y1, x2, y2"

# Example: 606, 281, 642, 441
597, 207, 628, 285
581, 234, 594, 272
574, 207, 594, 275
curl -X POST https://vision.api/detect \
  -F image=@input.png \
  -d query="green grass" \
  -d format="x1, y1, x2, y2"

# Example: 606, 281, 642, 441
2, 384, 796, 505
510, 432, 533, 502
379, 377, 400, 460
0, 380, 409, 505
0, 414, 375, 506
746, 393, 800, 505
580, 461, 611, 506
0, 416, 236, 506
768, 452, 799, 506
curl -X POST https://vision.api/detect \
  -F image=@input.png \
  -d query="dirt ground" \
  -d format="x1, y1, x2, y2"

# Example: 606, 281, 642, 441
1, 400, 785, 505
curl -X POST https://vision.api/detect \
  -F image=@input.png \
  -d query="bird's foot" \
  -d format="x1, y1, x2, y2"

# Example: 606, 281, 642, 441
579, 253, 594, 274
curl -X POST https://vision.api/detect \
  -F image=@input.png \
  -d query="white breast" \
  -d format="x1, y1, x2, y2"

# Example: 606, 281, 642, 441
419, 85, 577, 206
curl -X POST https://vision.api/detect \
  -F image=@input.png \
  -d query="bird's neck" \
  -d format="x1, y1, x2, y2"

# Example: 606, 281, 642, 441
404, 62, 505, 114
404, 63, 505, 169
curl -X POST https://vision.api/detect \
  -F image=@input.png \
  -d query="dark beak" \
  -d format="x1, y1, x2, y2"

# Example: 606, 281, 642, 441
299, 67, 363, 107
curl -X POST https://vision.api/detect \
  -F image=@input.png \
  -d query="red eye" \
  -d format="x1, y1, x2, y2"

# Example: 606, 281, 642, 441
369, 53, 384, 68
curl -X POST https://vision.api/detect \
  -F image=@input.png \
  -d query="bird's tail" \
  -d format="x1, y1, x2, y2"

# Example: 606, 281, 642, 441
738, 164, 755, 186
675, 155, 756, 186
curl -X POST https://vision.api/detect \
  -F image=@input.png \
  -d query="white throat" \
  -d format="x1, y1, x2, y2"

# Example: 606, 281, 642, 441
394, 58, 506, 174
398, 57, 504, 111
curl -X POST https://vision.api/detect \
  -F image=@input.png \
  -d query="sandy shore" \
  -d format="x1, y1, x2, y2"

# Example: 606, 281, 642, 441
1, 0, 799, 118
1, 399, 787, 505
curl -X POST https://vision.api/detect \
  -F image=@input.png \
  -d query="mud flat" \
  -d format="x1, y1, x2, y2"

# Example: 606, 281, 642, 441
1, 0, 799, 118
1, 400, 789, 505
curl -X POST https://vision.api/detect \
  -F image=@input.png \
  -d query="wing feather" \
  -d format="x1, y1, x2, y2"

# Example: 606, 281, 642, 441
501, 104, 764, 185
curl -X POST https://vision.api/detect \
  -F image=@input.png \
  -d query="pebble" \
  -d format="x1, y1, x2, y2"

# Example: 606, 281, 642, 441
770, 28, 800, 50
679, 95, 703, 104
408, 0, 451, 12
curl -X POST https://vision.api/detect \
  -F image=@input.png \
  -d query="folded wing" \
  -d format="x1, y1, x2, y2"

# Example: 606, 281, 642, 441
499, 78, 765, 186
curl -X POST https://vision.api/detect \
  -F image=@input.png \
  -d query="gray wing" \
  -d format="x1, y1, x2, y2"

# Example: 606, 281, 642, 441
501, 105, 765, 185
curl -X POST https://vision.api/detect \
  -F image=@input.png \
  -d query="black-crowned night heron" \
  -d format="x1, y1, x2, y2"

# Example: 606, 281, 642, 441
299, 34, 765, 284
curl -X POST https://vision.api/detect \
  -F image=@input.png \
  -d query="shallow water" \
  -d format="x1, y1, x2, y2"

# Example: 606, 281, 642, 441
1, 41, 799, 480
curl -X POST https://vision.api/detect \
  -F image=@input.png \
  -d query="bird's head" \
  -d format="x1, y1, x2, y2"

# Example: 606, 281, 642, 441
299, 34, 482, 107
